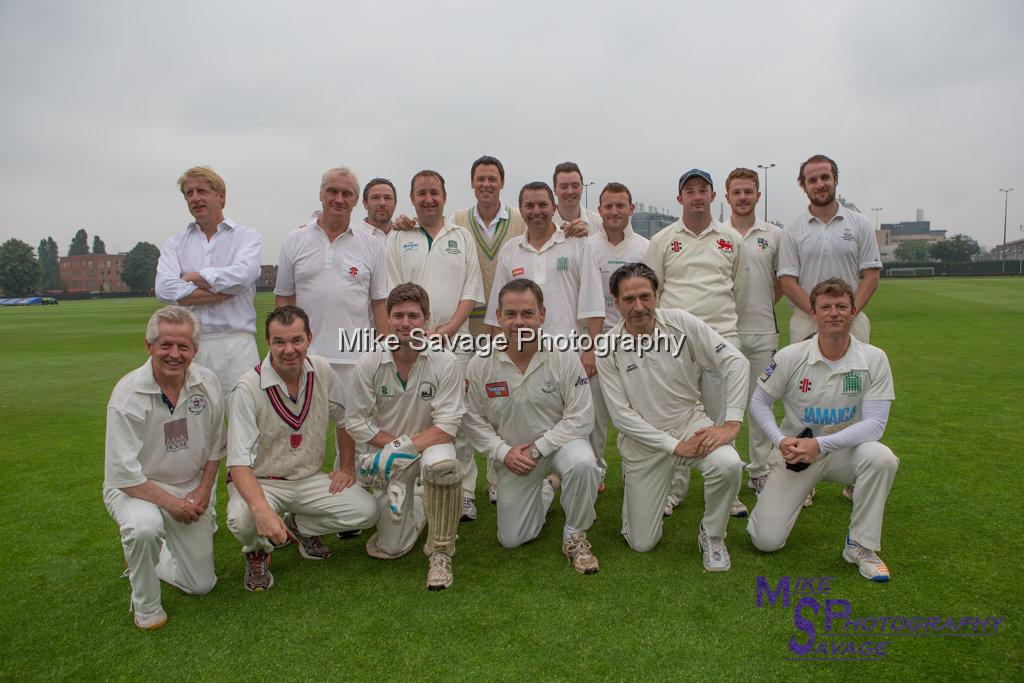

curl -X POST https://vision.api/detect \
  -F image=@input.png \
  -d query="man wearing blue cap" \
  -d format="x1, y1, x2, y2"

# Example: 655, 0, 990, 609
646, 169, 749, 518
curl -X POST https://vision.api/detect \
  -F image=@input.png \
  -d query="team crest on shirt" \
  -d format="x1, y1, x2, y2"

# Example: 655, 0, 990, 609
541, 378, 557, 394
512, 267, 525, 277
841, 227, 855, 242
556, 256, 569, 271
670, 240, 682, 253
187, 394, 207, 415
443, 239, 461, 255
842, 371, 863, 394
402, 241, 419, 251
486, 381, 510, 398
716, 238, 734, 254
380, 385, 393, 397
757, 237, 769, 251
759, 360, 777, 383
290, 433, 303, 449
418, 381, 436, 400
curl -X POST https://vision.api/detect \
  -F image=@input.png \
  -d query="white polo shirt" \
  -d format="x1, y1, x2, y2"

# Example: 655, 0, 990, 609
359, 220, 389, 241
384, 221, 485, 337
485, 228, 605, 336
553, 206, 603, 235
777, 205, 883, 297
732, 218, 782, 336
104, 359, 225, 491
345, 347, 465, 445
757, 336, 894, 440
463, 348, 594, 463
588, 225, 650, 332
275, 221, 388, 364
646, 218, 748, 338
155, 219, 262, 335
595, 308, 750, 455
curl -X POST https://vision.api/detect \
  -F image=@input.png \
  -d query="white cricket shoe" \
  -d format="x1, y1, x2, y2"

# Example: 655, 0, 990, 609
486, 483, 497, 504
562, 532, 599, 574
698, 525, 731, 572
730, 497, 748, 517
134, 606, 168, 630
749, 474, 768, 495
663, 501, 676, 518
426, 552, 454, 591
843, 537, 890, 582
461, 497, 477, 522
803, 487, 816, 508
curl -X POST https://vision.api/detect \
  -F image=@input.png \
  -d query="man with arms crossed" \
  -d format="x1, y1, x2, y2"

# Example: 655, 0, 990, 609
347, 284, 466, 590
226, 306, 379, 591
384, 170, 485, 521
724, 168, 784, 497
596, 264, 747, 569
104, 305, 223, 630
464, 279, 602, 573
645, 169, 748, 518
747, 278, 898, 582
156, 166, 262, 391
588, 182, 649, 484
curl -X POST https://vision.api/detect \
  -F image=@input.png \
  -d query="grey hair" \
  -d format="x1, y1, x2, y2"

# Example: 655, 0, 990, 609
145, 305, 201, 347
320, 166, 360, 191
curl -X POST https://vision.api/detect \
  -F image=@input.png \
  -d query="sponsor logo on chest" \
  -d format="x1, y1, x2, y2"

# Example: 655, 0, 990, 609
486, 381, 510, 398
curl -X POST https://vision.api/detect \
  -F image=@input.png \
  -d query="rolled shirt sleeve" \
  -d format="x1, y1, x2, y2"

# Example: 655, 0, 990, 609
776, 229, 801, 280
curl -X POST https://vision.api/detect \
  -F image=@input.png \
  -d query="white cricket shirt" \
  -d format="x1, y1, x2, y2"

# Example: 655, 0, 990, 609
732, 218, 782, 335
553, 206, 603, 235
588, 225, 650, 332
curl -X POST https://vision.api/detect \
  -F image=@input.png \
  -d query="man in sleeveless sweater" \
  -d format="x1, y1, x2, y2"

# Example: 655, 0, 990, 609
226, 306, 379, 592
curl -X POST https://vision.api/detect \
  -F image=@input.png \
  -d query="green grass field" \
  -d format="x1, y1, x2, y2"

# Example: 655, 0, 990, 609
1, 278, 1022, 680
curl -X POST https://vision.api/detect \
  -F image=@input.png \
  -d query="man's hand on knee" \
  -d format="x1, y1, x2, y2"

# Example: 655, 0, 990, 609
504, 444, 537, 475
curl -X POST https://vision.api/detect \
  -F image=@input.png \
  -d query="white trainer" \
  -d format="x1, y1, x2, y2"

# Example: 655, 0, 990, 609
426, 552, 454, 591
486, 483, 497, 504
461, 497, 477, 522
133, 606, 168, 630
843, 537, 890, 582
698, 525, 731, 572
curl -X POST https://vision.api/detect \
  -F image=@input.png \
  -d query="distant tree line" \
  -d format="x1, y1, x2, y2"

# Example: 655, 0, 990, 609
893, 234, 981, 264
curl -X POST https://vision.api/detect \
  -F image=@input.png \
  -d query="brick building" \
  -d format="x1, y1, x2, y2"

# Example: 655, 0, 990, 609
59, 254, 128, 293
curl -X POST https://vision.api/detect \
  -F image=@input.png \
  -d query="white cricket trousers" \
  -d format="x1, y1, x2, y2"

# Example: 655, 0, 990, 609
747, 441, 898, 552
374, 443, 456, 556
739, 332, 781, 478
789, 309, 870, 344
495, 438, 601, 548
226, 473, 378, 553
454, 350, 479, 499
196, 331, 259, 392
104, 484, 216, 615
620, 414, 743, 552
588, 375, 610, 475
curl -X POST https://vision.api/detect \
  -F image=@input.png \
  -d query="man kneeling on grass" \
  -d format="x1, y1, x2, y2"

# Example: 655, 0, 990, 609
104, 305, 223, 630
747, 278, 898, 582
226, 305, 378, 591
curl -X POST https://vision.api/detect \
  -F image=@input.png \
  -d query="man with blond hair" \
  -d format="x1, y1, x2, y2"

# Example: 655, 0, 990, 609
156, 166, 262, 391
104, 305, 224, 630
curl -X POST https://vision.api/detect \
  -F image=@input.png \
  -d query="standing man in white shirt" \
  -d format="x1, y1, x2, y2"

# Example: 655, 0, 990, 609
596, 263, 747, 569
552, 161, 602, 235
360, 178, 398, 239
588, 182, 649, 483
156, 166, 262, 391
778, 154, 882, 345
645, 169, 748, 517
725, 168, 784, 497
384, 170, 485, 521
103, 306, 223, 630
464, 279, 601, 573
275, 167, 389, 479
747, 278, 898, 582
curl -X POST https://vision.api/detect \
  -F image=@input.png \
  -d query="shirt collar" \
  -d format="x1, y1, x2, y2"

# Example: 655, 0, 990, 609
259, 353, 314, 390
806, 335, 871, 372
520, 226, 566, 252
495, 346, 548, 377
599, 223, 635, 244
310, 219, 356, 243
186, 217, 236, 234
804, 205, 849, 226
473, 204, 510, 227
136, 357, 205, 395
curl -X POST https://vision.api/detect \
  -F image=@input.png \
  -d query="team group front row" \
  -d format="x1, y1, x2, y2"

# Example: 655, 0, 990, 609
106, 157, 897, 630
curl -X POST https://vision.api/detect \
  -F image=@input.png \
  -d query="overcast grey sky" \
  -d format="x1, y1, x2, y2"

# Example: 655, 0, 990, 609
1, 0, 1021, 258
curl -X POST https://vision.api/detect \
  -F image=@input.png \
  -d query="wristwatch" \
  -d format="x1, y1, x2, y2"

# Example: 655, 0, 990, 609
527, 444, 542, 460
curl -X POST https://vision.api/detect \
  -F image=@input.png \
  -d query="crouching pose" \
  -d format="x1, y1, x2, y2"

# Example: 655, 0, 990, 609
746, 278, 898, 581
226, 305, 378, 591
103, 305, 223, 629
346, 284, 466, 590
464, 279, 602, 573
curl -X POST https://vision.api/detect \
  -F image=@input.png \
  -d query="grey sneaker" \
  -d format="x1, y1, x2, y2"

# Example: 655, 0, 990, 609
843, 537, 890, 582
563, 532, 599, 574
284, 514, 332, 560
426, 552, 454, 591
133, 606, 168, 630
461, 497, 478, 522
698, 525, 731, 572
244, 550, 274, 592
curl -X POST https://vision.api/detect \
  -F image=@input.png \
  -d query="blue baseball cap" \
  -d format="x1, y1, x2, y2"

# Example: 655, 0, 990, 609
677, 169, 713, 192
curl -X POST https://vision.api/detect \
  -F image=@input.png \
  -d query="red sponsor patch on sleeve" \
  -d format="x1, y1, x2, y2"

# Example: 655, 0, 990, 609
485, 381, 510, 398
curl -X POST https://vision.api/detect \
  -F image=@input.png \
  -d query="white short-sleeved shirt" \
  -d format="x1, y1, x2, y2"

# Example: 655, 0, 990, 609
646, 219, 748, 338
757, 336, 895, 440
463, 348, 594, 463
777, 205, 883, 297
358, 220, 389, 241
485, 228, 605, 336
384, 221, 485, 336
155, 219, 262, 335
275, 221, 388, 364
553, 206, 603, 236
732, 218, 782, 335
104, 359, 225, 491
588, 226, 650, 332
345, 347, 465, 445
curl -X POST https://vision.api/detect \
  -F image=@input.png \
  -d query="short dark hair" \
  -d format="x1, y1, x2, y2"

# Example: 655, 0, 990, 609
410, 170, 446, 196
809, 277, 855, 310
363, 178, 396, 202
497, 278, 545, 311
518, 181, 555, 205
386, 282, 431, 317
798, 154, 839, 186
599, 181, 632, 205
471, 156, 505, 182
553, 161, 583, 185
265, 305, 311, 339
609, 262, 659, 298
